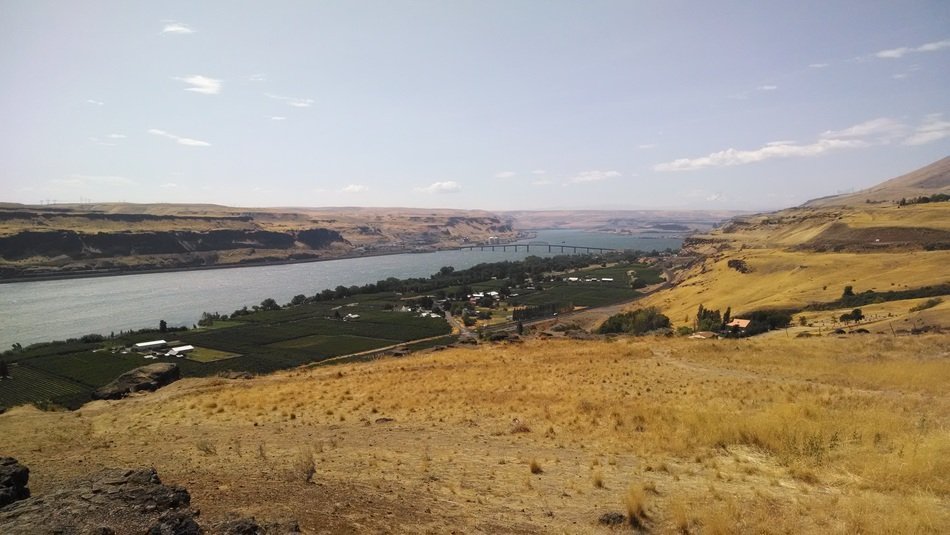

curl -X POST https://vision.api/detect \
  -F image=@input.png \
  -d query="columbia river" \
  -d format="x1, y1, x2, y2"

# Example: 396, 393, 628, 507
0, 230, 681, 348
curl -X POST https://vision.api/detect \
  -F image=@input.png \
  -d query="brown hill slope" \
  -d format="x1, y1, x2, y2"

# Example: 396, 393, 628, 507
0, 336, 947, 533
805, 156, 950, 207
638, 199, 950, 329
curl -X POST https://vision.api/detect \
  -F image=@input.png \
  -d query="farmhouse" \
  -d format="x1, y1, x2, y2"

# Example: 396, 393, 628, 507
725, 319, 751, 330
134, 340, 167, 352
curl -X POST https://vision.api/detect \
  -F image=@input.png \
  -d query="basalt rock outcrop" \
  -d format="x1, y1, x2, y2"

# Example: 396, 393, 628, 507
0, 467, 191, 534
0, 465, 300, 535
92, 363, 181, 400
0, 457, 30, 507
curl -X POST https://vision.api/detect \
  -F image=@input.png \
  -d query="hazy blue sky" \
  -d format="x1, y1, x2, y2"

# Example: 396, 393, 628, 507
1, 1, 948, 210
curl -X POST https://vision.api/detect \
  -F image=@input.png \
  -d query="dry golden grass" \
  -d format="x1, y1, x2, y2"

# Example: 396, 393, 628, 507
1, 334, 947, 533
639, 202, 950, 328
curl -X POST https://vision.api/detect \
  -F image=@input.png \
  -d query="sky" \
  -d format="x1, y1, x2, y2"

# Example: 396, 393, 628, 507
1, 1, 948, 211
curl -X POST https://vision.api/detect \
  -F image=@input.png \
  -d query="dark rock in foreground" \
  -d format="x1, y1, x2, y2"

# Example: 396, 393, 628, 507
0, 464, 300, 534
0, 457, 30, 507
0, 467, 191, 534
92, 363, 181, 400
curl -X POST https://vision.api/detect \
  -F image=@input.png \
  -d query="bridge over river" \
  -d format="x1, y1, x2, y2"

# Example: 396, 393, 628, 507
457, 241, 619, 254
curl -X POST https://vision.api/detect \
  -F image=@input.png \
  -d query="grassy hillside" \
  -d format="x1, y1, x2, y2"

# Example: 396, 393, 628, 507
1, 336, 946, 533
639, 201, 950, 329
805, 156, 950, 207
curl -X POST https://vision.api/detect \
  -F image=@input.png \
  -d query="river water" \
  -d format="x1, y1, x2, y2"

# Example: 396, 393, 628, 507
0, 230, 681, 348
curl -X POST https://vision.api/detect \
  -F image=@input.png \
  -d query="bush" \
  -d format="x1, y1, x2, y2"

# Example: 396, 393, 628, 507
910, 297, 943, 312
598, 308, 671, 335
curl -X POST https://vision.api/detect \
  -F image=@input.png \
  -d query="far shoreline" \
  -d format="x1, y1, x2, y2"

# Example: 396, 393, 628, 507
0, 247, 444, 285
0, 229, 685, 285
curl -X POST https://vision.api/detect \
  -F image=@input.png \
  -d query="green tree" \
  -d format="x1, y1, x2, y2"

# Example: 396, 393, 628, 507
842, 285, 855, 298
598, 307, 671, 335
260, 298, 280, 311
0, 359, 9, 378
159, 320, 167, 333
290, 294, 307, 306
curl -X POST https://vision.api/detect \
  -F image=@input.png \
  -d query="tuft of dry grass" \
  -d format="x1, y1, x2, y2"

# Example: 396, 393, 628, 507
529, 459, 543, 474
624, 484, 649, 529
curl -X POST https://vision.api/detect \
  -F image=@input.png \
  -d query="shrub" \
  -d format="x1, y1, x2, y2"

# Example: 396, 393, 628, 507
910, 297, 943, 312
598, 308, 671, 335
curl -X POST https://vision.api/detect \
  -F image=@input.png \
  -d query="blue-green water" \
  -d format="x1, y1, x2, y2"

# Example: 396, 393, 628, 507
0, 230, 680, 347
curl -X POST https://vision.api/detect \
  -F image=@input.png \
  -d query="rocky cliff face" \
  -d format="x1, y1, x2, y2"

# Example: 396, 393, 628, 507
0, 228, 346, 261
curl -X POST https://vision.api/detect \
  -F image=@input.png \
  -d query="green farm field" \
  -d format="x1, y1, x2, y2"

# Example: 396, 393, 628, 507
0, 293, 451, 409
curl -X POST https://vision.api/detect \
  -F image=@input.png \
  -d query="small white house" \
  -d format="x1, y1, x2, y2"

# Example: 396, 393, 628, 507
165, 345, 195, 357
134, 340, 167, 351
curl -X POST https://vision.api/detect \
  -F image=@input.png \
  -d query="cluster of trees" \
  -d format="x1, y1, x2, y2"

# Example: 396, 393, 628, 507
806, 284, 950, 311
838, 308, 864, 324
898, 193, 949, 206
689, 304, 792, 337
598, 307, 671, 335
694, 304, 732, 332
743, 309, 794, 335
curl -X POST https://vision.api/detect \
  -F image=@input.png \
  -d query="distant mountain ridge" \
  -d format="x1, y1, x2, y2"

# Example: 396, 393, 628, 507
805, 156, 950, 207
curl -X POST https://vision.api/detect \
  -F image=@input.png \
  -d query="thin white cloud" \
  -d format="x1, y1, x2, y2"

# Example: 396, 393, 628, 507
266, 93, 314, 108
147, 128, 210, 147
107, 133, 126, 139
638, 143, 657, 150
819, 117, 907, 142
175, 75, 221, 95
159, 182, 180, 189
757, 85, 778, 91
568, 170, 621, 183
808, 63, 829, 68
341, 184, 368, 193
416, 181, 462, 194
248, 74, 267, 82
531, 179, 553, 186
892, 73, 908, 79
655, 139, 865, 172
162, 22, 194, 34
494, 171, 517, 179
531, 169, 546, 175
269, 116, 286, 121
86, 99, 104, 106
875, 38, 950, 59
654, 117, 916, 172
903, 113, 950, 146
656, 115, 947, 172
